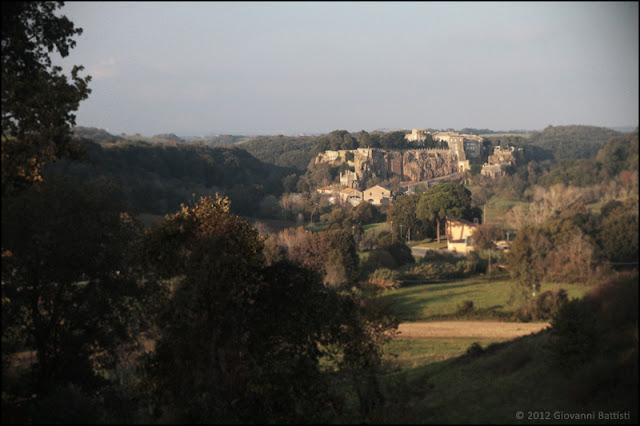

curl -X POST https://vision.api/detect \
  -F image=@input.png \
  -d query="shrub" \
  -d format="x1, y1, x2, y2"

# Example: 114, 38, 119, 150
549, 298, 599, 371
465, 342, 485, 358
385, 242, 415, 267
364, 268, 401, 290
405, 258, 478, 281
456, 300, 475, 316
360, 249, 398, 275
532, 289, 569, 320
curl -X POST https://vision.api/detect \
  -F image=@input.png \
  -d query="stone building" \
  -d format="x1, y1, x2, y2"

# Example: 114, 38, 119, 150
339, 170, 359, 188
364, 185, 392, 206
339, 188, 363, 206
488, 146, 517, 166
481, 146, 519, 178
405, 128, 429, 142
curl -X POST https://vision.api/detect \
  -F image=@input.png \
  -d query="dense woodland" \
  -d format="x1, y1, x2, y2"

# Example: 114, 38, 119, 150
47, 137, 297, 216
2, 2, 638, 424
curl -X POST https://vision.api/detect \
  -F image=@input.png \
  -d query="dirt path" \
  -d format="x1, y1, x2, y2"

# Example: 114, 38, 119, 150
396, 321, 551, 339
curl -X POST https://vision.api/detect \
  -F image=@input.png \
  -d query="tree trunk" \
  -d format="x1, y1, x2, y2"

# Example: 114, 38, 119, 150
436, 218, 440, 244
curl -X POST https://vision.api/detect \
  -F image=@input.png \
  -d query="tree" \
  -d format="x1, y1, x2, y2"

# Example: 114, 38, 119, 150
471, 224, 503, 276
597, 201, 639, 265
379, 131, 406, 150
2, 1, 92, 195
139, 195, 395, 422
1, 177, 149, 394
416, 182, 474, 243
388, 193, 431, 242
506, 225, 552, 306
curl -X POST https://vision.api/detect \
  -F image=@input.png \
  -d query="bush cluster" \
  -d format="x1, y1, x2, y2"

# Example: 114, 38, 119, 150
513, 289, 569, 322
404, 257, 479, 281
362, 268, 401, 290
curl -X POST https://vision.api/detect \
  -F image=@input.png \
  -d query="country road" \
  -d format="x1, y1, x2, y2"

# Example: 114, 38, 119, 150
410, 247, 429, 257
396, 321, 551, 339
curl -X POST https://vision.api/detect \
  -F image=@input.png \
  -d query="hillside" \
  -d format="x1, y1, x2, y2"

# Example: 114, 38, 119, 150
237, 134, 320, 171
45, 138, 295, 216
72, 126, 127, 143
527, 125, 622, 160
374, 271, 638, 424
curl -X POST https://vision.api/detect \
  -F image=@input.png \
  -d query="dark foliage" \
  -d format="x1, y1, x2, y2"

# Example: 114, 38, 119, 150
46, 138, 294, 216
139, 196, 397, 423
239, 134, 320, 171
528, 125, 622, 160
2, 1, 92, 195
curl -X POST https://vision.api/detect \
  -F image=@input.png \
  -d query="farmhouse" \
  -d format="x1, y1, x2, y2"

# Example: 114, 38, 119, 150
364, 185, 392, 206
446, 219, 480, 254
339, 187, 363, 206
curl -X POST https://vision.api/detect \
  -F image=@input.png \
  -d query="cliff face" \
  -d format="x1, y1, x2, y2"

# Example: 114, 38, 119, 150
401, 150, 459, 181
314, 148, 460, 183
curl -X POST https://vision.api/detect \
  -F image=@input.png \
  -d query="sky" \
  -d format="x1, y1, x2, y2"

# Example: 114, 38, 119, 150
52, 1, 639, 137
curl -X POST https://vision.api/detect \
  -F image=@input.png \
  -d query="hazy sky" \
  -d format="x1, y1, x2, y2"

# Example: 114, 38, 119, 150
52, 1, 639, 136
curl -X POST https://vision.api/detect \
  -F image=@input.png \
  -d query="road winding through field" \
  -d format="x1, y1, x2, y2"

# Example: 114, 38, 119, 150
396, 321, 551, 339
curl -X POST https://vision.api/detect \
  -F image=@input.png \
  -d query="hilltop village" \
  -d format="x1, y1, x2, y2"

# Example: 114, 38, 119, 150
313, 129, 519, 206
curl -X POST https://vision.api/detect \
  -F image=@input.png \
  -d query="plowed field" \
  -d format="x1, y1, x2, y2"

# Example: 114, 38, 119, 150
396, 321, 551, 339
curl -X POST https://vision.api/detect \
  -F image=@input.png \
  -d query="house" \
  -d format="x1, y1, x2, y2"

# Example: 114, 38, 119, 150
364, 185, 392, 206
481, 163, 508, 178
405, 128, 429, 142
316, 185, 341, 204
445, 219, 480, 254
339, 188, 363, 206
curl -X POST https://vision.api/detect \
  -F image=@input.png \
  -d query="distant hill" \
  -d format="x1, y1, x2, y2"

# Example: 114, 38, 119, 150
527, 125, 622, 160
72, 126, 126, 143
185, 134, 250, 147
152, 133, 184, 143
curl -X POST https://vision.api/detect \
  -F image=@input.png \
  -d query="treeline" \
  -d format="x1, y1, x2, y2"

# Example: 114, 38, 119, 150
527, 124, 623, 160
238, 134, 321, 171
458, 127, 529, 135
72, 126, 127, 143
186, 134, 247, 147
314, 129, 447, 152
46, 138, 297, 217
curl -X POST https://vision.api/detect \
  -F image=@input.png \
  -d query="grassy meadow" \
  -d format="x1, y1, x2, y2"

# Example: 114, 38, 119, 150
381, 275, 590, 322
371, 274, 637, 424
482, 196, 528, 231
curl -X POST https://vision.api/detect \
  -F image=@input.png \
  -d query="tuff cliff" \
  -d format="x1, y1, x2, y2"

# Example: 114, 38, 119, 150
314, 148, 461, 183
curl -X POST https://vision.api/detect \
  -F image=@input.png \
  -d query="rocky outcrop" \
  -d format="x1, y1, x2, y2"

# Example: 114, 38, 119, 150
314, 148, 461, 184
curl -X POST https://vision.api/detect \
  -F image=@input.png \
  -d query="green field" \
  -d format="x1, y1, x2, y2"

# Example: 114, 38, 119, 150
363, 221, 391, 234
483, 196, 528, 230
383, 337, 510, 369
372, 273, 637, 423
375, 329, 637, 424
381, 276, 590, 322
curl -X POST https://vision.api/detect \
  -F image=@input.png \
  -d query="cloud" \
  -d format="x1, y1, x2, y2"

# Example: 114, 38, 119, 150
88, 57, 118, 80
483, 23, 549, 44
